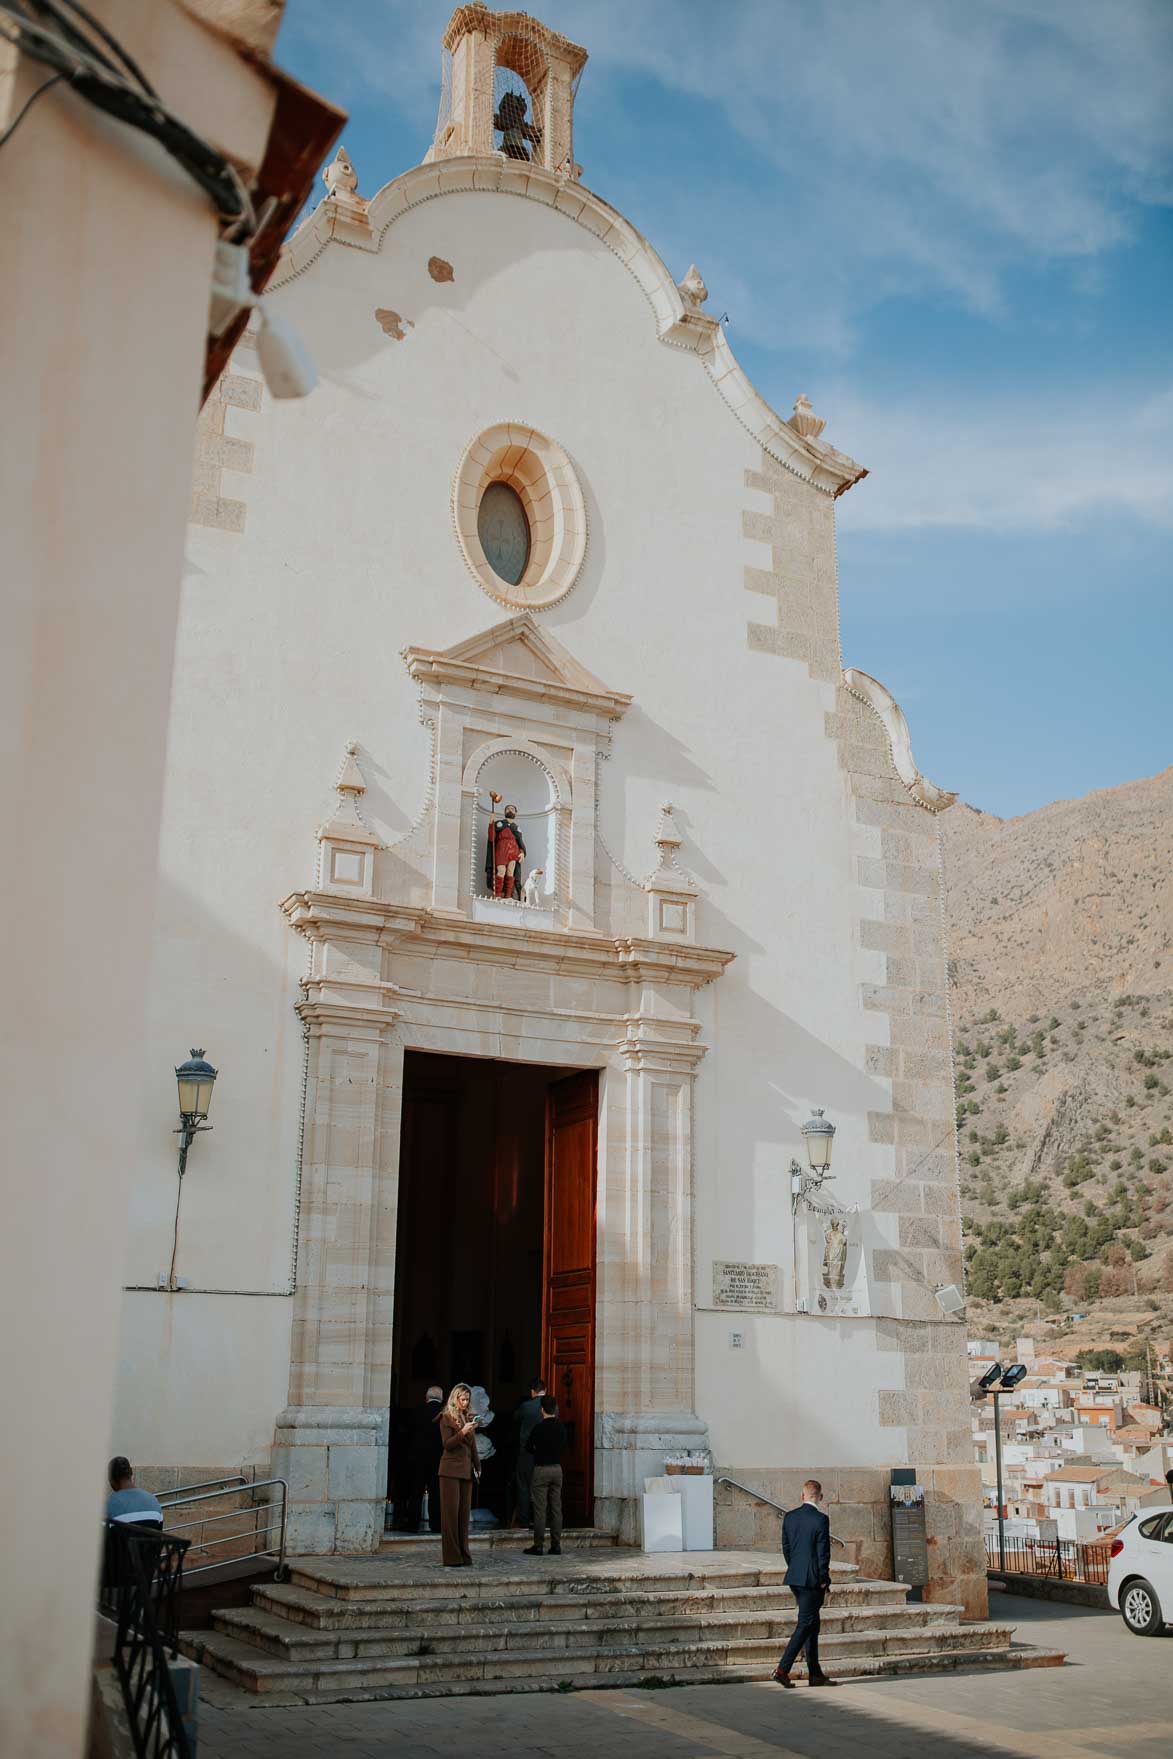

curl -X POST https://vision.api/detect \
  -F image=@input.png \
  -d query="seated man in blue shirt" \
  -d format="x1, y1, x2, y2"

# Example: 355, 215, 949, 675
105, 1456, 164, 1527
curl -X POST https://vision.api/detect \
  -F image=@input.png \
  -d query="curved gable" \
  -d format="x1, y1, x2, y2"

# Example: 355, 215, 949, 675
274, 156, 866, 500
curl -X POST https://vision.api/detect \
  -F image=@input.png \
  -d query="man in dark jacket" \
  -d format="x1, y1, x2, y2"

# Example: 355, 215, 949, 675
523, 1395, 567, 1556
773, 1479, 835, 1687
403, 1385, 444, 1534
513, 1377, 545, 1525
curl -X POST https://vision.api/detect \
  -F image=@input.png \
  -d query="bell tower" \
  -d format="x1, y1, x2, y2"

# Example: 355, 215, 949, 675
428, 5, 588, 178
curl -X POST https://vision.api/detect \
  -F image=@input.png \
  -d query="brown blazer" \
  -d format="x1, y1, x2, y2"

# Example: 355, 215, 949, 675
437, 1412, 480, 1480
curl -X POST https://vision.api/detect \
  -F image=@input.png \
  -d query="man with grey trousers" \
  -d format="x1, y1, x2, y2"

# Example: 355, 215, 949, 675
513, 1376, 545, 1525
523, 1395, 566, 1555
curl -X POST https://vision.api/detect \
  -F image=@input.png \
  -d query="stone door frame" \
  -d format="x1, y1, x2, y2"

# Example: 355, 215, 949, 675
272, 892, 733, 1552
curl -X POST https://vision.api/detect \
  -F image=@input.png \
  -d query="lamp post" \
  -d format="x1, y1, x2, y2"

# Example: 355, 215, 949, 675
788, 1109, 836, 1314
167, 1049, 217, 1289
973, 1361, 1027, 1573
991, 1385, 1006, 1573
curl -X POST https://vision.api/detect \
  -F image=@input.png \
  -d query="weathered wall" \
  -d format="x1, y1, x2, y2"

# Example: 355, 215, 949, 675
0, 5, 279, 1753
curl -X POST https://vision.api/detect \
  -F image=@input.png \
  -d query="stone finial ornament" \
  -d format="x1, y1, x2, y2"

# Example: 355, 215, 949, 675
318, 742, 380, 896
788, 394, 827, 442
645, 803, 698, 942
323, 146, 359, 200
336, 741, 366, 795
678, 264, 709, 310
653, 802, 683, 854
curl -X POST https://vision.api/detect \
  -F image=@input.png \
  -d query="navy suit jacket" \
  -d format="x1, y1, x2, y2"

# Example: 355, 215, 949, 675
781, 1501, 831, 1589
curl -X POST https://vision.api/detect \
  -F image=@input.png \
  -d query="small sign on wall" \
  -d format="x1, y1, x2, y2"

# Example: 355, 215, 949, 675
712, 1261, 779, 1312
889, 1481, 929, 1587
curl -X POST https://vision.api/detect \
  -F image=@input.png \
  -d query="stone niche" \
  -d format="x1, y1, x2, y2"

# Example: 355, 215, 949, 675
402, 611, 632, 930
275, 613, 737, 1552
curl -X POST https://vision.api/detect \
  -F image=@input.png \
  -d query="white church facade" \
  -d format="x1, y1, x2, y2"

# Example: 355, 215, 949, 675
114, 7, 985, 1615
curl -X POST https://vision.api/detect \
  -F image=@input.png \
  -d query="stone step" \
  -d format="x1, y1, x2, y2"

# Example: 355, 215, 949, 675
185, 1620, 1038, 1702
214, 1599, 969, 1663
379, 1528, 618, 1555
287, 1551, 859, 1605
254, 1576, 909, 1632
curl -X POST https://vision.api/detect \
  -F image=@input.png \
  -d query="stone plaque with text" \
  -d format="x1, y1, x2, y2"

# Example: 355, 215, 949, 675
712, 1261, 778, 1312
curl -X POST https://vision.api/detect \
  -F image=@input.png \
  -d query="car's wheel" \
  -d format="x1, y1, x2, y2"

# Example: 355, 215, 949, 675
1120, 1578, 1164, 1636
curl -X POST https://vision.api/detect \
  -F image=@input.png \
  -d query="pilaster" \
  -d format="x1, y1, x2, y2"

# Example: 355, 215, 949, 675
281, 1004, 403, 1553
593, 1018, 708, 1538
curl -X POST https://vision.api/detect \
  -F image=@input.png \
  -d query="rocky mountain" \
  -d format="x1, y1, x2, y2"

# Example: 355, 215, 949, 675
938, 768, 1173, 1357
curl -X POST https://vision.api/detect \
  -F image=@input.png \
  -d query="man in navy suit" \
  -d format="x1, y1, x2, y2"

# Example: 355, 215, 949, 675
772, 1478, 835, 1687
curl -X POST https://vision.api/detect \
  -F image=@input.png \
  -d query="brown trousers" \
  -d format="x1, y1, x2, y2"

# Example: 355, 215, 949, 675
439, 1475, 473, 1566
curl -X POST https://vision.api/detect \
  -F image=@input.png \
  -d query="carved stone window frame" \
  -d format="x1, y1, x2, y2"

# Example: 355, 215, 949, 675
402, 613, 630, 929
452, 422, 587, 609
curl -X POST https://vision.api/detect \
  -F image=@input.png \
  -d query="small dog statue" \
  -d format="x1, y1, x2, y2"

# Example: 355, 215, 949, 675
521, 868, 544, 907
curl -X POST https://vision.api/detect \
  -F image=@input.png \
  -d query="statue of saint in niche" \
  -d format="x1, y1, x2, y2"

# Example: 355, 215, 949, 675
821, 1215, 849, 1292
485, 791, 527, 899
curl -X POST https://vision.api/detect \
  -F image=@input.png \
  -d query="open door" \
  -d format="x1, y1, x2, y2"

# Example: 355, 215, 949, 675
543, 1070, 598, 1526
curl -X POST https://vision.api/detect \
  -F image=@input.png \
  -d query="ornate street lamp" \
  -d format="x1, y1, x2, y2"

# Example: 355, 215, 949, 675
167, 1050, 217, 1289
176, 1048, 218, 1139
800, 1108, 836, 1174
790, 1108, 836, 1208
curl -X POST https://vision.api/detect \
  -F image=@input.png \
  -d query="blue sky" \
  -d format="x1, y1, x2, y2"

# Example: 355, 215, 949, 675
278, 1, 1171, 818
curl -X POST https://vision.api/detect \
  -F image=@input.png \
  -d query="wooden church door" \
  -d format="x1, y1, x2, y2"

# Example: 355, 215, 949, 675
543, 1071, 598, 1526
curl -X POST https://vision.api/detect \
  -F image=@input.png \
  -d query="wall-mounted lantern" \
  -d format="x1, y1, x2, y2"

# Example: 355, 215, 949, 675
166, 1049, 217, 1290
790, 1108, 836, 1208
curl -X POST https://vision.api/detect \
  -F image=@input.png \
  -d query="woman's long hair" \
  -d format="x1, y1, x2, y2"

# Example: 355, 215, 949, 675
444, 1383, 471, 1424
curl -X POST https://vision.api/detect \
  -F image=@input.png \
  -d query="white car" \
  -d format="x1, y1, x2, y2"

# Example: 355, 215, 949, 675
1108, 1509, 1173, 1635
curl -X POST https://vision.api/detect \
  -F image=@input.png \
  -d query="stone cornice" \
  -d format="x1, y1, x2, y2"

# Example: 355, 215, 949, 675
272, 158, 866, 500
281, 892, 735, 990
441, 5, 587, 75
403, 612, 632, 720
842, 668, 957, 815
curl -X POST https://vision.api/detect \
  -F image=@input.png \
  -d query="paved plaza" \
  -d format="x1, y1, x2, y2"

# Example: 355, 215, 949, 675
198, 1591, 1173, 1758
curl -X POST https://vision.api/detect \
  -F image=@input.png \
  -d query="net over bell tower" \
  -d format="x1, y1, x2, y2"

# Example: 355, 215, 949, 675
428, 5, 588, 178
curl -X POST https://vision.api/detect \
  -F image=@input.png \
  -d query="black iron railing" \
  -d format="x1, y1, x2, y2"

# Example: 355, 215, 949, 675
984, 1533, 1110, 1585
100, 1522, 191, 1758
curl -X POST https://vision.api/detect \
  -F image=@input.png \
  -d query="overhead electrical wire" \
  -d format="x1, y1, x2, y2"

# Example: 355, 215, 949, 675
0, 0, 255, 235
0, 66, 63, 147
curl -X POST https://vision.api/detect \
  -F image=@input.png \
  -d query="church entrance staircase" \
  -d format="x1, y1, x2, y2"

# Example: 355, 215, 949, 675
183, 1537, 1063, 1701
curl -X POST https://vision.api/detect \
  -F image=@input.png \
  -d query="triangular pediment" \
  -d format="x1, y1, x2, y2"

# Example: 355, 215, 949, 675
402, 613, 631, 719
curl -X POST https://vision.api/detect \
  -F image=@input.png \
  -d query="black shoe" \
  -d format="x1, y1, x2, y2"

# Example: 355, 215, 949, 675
808, 1674, 836, 1687
549, 1546, 562, 1555
523, 1545, 544, 1555
771, 1668, 794, 1688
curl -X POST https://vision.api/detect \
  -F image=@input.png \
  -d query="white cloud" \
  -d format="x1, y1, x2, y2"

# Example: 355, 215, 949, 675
828, 382, 1173, 532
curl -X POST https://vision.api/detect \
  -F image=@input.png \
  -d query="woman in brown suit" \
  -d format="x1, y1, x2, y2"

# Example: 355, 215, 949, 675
437, 1383, 480, 1566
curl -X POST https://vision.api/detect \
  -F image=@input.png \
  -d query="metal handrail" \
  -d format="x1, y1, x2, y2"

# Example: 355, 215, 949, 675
155, 1476, 289, 1580
157, 1474, 248, 1504
716, 1474, 847, 1548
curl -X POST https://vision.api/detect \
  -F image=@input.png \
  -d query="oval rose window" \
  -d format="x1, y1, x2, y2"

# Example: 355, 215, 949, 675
453, 423, 587, 608
477, 482, 530, 587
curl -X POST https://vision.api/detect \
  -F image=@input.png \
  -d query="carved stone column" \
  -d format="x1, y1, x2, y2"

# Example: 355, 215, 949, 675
273, 999, 403, 1553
